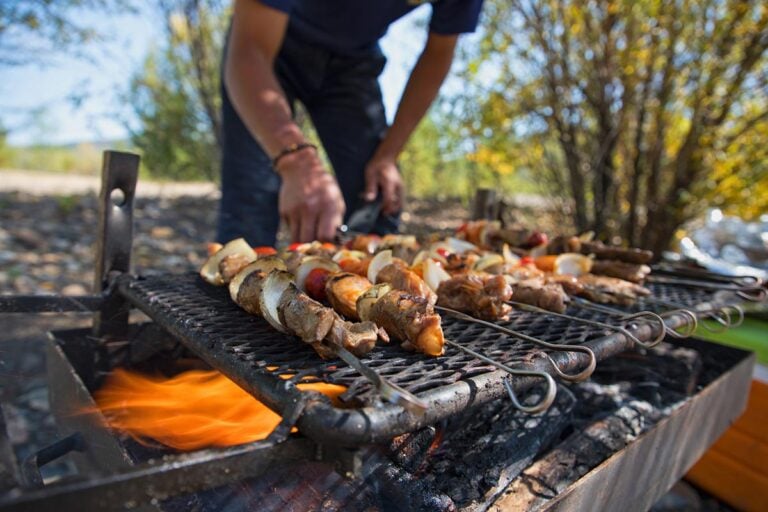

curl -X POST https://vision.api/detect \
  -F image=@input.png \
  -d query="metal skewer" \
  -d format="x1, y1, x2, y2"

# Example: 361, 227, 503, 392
435, 305, 595, 384
638, 295, 744, 332
645, 275, 766, 302
507, 299, 664, 348
568, 296, 697, 340
441, 337, 557, 414
333, 345, 429, 415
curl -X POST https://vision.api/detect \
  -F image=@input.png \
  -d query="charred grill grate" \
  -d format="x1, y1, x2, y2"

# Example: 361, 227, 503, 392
117, 273, 723, 409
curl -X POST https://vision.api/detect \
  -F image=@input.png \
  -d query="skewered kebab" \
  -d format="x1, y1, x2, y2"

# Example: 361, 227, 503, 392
205, 242, 447, 358
452, 221, 655, 283
202, 239, 592, 401
201, 241, 384, 358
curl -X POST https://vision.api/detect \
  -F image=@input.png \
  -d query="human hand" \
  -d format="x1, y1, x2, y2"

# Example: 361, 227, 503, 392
276, 149, 345, 242
362, 155, 404, 215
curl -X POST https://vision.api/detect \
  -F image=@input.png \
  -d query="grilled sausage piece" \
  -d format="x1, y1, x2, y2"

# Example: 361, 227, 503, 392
437, 274, 513, 320
325, 273, 372, 320
370, 290, 444, 356
590, 260, 652, 283
580, 242, 654, 264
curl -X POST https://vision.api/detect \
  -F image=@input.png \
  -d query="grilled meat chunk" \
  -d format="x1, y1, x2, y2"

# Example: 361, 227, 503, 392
218, 253, 254, 284
232, 270, 266, 315
486, 227, 532, 249
376, 262, 437, 305
546, 235, 581, 255
370, 290, 444, 356
443, 253, 475, 275
348, 234, 381, 254
590, 260, 651, 283
506, 265, 545, 281
437, 274, 512, 320
580, 241, 653, 264
379, 235, 420, 263
577, 274, 650, 305
277, 284, 336, 344
546, 274, 585, 296
508, 278, 568, 313
325, 272, 372, 320
283, 251, 305, 275
326, 315, 388, 357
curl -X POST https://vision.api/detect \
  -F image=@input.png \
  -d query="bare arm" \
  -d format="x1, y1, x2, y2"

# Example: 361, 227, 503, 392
225, 0, 344, 242
364, 32, 458, 214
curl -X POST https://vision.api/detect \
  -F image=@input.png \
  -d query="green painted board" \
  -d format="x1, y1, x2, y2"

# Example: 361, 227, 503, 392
695, 317, 768, 365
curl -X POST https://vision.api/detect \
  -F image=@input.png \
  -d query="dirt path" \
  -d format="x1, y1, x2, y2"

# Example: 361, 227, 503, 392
0, 169, 219, 198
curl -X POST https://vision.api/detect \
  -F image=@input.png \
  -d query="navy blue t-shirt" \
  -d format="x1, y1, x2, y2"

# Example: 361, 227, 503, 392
259, 0, 484, 55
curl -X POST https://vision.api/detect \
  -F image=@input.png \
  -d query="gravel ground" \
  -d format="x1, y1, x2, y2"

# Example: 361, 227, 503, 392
0, 190, 475, 296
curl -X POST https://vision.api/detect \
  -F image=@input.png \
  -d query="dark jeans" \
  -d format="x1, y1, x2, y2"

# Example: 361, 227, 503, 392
217, 30, 400, 246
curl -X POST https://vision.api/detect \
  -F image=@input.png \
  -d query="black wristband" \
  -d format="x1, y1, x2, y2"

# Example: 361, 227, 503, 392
272, 142, 318, 169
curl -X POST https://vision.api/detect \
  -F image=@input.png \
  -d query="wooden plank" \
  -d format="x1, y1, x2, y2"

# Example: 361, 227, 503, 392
706, 427, 768, 477
728, 381, 768, 443
686, 448, 768, 512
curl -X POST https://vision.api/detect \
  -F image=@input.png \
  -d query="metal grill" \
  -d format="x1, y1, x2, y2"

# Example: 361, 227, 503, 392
114, 272, 730, 445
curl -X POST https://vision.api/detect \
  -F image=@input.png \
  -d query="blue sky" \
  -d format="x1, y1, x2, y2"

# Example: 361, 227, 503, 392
0, 5, 436, 146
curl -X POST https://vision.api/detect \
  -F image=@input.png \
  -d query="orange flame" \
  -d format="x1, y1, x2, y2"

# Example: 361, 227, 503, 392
427, 427, 444, 456
91, 368, 346, 451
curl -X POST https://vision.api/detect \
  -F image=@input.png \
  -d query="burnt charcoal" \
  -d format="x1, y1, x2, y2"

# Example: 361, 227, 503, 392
388, 427, 437, 473
589, 342, 702, 400
375, 464, 455, 512
413, 387, 575, 509
669, 337, 749, 390
499, 400, 661, 511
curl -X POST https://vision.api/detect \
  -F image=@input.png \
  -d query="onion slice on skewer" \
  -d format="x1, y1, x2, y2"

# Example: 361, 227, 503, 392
259, 270, 293, 333
228, 256, 287, 311
554, 253, 593, 276
423, 258, 451, 292
367, 249, 393, 283
472, 253, 504, 273
356, 283, 393, 322
200, 238, 255, 286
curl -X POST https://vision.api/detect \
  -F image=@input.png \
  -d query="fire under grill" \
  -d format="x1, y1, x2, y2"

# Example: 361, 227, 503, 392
115, 272, 739, 445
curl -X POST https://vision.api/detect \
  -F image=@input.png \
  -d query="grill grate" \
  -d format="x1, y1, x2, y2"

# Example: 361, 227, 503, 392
118, 273, 722, 408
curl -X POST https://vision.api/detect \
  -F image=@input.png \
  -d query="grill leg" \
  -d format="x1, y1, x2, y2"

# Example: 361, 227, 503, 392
92, 150, 139, 339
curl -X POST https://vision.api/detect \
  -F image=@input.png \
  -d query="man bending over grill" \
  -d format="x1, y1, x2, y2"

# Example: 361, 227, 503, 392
218, 0, 484, 245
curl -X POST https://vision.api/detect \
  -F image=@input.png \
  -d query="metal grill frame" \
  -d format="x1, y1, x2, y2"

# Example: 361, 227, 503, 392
114, 272, 731, 446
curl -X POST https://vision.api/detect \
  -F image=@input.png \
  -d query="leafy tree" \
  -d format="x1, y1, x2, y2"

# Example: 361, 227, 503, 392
127, 0, 227, 180
0, 0, 130, 65
455, 0, 768, 253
